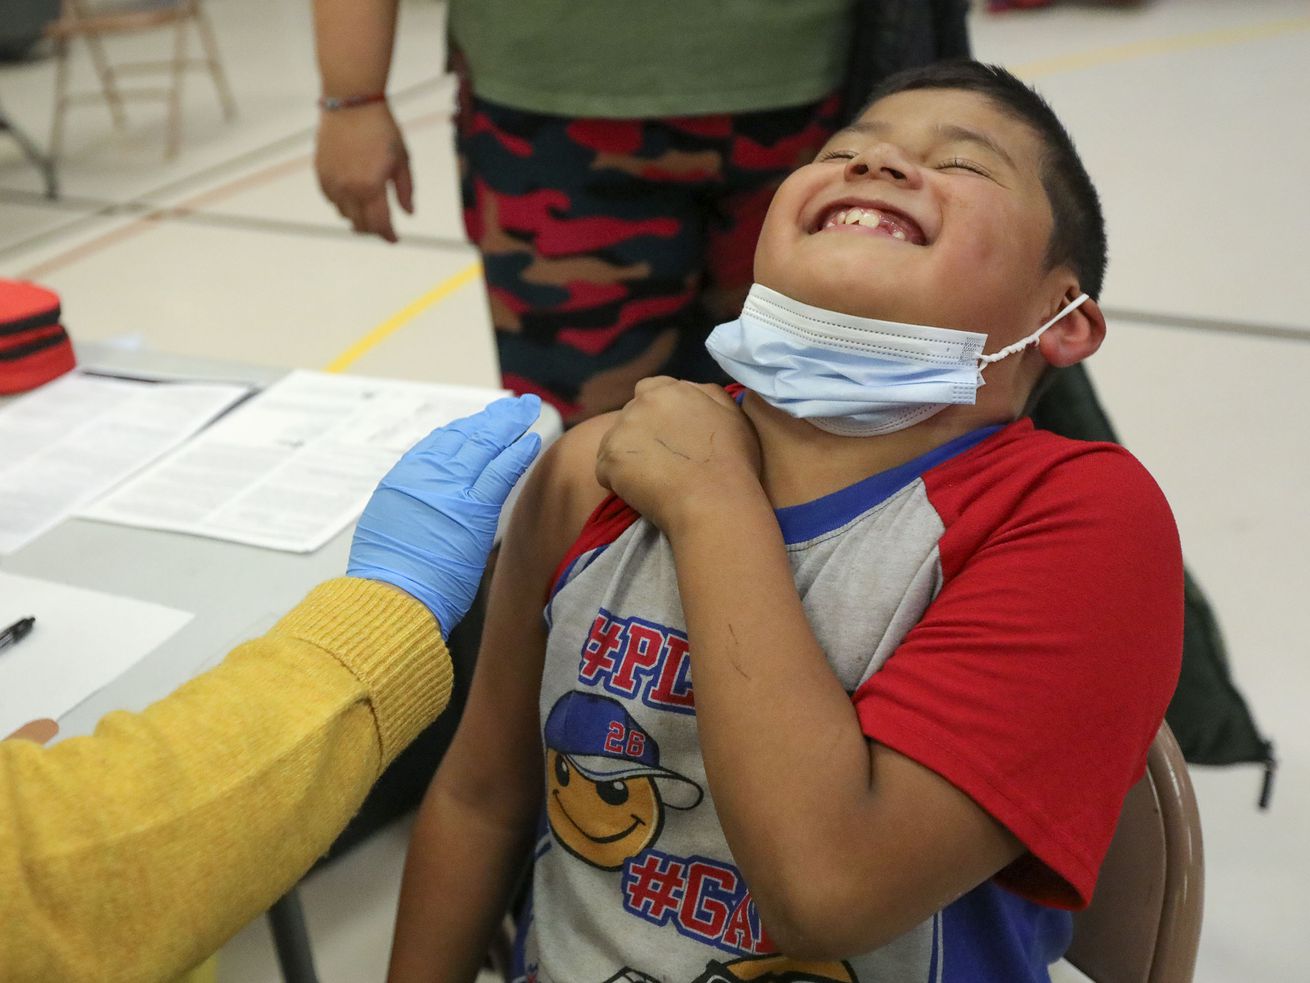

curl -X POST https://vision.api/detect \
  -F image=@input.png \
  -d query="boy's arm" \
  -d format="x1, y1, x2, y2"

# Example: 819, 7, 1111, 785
388, 416, 613, 982
597, 381, 1025, 958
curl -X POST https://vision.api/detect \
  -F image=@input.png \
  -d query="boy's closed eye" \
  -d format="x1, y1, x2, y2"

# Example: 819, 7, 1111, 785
814, 148, 994, 180
937, 157, 992, 177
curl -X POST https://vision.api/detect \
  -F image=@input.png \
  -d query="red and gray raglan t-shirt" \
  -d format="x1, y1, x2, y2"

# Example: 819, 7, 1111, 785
516, 419, 1183, 983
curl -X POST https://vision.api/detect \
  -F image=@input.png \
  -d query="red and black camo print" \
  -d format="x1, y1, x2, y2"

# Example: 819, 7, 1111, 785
456, 82, 840, 425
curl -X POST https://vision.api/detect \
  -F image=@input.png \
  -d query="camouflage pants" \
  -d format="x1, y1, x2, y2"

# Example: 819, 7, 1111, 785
456, 87, 841, 425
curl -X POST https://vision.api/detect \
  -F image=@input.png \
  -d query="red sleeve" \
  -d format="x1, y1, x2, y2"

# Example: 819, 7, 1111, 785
851, 439, 1183, 909
546, 494, 641, 603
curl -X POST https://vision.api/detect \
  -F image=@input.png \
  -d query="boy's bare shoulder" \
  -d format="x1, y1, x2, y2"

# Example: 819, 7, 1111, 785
515, 411, 617, 554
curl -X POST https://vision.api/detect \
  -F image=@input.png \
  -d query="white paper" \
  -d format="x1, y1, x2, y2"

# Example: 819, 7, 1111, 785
81, 370, 507, 553
0, 572, 193, 737
0, 372, 251, 554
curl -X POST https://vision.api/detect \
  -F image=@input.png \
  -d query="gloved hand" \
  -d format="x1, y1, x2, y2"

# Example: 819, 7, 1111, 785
348, 394, 543, 636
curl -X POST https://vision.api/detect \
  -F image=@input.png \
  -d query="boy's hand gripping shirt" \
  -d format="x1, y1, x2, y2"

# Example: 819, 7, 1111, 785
522, 420, 1183, 983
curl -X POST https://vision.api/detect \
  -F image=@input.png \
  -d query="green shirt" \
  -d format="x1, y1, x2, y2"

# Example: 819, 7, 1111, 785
449, 0, 855, 118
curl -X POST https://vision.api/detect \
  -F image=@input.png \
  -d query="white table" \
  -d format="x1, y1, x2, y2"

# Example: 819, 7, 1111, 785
2, 341, 560, 737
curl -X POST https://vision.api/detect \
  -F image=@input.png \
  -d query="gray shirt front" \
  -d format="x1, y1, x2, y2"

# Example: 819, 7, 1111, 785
521, 468, 954, 983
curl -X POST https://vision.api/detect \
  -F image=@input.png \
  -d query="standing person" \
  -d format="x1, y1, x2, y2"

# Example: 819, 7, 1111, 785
315, 1, 975, 425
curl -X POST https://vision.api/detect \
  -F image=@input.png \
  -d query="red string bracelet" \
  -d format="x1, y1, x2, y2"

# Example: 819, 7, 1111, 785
318, 92, 388, 111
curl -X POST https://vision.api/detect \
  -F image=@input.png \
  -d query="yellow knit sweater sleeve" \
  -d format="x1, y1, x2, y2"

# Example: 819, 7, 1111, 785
0, 577, 452, 983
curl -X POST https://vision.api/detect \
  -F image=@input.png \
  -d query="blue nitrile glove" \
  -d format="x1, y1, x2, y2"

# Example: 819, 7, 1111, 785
347, 394, 543, 637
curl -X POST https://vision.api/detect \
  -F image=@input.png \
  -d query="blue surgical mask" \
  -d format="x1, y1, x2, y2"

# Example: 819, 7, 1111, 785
705, 284, 1089, 436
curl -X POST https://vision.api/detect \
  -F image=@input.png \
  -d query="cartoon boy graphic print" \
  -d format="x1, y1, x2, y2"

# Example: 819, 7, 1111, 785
532, 692, 861, 982
600, 954, 856, 982
544, 691, 703, 870
688, 954, 858, 982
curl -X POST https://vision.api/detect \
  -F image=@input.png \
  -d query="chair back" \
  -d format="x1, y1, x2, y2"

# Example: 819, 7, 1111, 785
1066, 723, 1204, 983
44, 0, 235, 160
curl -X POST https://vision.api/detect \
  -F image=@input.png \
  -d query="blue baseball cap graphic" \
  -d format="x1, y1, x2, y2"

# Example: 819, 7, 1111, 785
545, 692, 703, 810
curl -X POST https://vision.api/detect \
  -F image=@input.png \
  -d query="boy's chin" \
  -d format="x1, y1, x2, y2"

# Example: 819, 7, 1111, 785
755, 273, 914, 325
756, 248, 926, 316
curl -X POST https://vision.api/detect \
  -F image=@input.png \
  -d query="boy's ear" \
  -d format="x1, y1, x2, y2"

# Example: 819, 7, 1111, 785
1038, 291, 1105, 368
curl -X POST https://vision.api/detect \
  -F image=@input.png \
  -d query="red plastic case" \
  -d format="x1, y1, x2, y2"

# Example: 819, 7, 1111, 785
0, 278, 76, 394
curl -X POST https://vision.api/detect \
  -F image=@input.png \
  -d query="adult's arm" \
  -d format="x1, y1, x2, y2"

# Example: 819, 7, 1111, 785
0, 579, 445, 982
312, 0, 412, 242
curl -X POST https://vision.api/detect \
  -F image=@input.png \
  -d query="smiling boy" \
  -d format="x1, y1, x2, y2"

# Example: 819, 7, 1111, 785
387, 62, 1182, 982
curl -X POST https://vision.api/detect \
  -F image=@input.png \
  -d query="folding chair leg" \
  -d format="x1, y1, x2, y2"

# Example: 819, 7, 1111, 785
194, 2, 237, 120
49, 39, 70, 162
83, 34, 128, 129
166, 15, 188, 159
1, 107, 59, 198
267, 888, 320, 983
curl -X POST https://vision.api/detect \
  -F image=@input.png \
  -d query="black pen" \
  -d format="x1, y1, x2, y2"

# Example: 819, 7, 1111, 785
0, 617, 35, 652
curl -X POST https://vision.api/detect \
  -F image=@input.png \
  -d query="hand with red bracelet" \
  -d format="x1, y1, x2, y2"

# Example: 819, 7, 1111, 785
315, 100, 413, 244
311, 0, 412, 243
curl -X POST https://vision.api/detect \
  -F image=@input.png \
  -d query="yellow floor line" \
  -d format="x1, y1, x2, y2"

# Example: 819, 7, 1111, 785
323, 261, 483, 373
1015, 14, 1310, 79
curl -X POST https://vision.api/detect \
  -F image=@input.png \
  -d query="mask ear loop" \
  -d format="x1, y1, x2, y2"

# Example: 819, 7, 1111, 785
975, 293, 1090, 383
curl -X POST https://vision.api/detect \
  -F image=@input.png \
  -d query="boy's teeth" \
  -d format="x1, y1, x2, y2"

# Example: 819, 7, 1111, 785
827, 206, 890, 230
891, 228, 907, 240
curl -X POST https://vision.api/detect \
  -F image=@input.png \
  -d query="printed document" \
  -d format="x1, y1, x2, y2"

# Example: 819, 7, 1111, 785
0, 373, 251, 554
0, 572, 192, 737
81, 370, 506, 552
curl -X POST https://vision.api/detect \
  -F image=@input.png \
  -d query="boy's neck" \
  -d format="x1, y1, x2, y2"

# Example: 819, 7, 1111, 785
742, 392, 1016, 509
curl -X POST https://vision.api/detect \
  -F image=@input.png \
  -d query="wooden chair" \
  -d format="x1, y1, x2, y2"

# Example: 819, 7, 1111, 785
45, 0, 236, 160
1067, 723, 1205, 982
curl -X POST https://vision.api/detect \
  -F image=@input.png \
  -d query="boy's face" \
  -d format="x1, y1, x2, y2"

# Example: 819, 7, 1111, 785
754, 88, 1065, 349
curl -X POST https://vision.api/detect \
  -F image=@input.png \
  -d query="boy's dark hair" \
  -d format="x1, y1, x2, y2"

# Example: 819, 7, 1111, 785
862, 61, 1108, 299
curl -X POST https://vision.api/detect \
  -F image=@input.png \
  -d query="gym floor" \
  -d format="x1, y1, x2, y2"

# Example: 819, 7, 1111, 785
1, 1, 1306, 979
